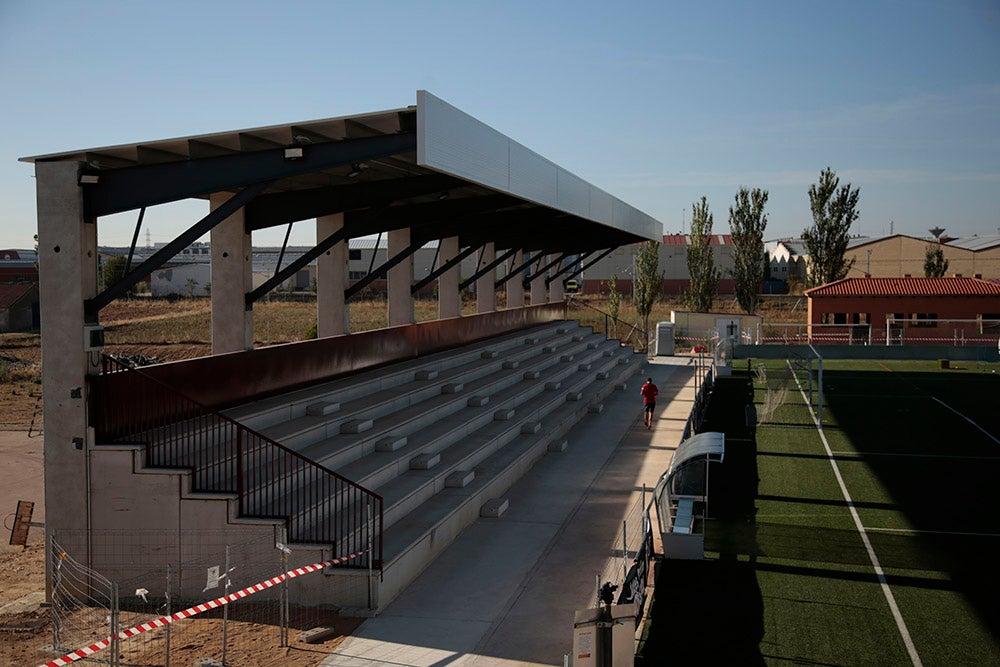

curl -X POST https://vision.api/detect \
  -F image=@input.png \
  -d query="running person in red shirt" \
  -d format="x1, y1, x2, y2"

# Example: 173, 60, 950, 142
640, 377, 658, 429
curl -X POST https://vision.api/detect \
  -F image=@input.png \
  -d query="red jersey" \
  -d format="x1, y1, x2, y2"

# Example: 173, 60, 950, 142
640, 382, 658, 404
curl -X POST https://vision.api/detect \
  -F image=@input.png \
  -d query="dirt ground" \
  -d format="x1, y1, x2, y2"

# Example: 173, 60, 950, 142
0, 428, 362, 666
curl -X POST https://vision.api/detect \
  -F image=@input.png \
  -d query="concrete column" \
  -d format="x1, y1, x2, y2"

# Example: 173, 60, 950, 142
505, 249, 525, 309
530, 254, 548, 305
476, 242, 496, 313
550, 267, 565, 302
438, 236, 461, 319
210, 192, 253, 353
317, 214, 349, 336
387, 228, 414, 327
36, 160, 97, 565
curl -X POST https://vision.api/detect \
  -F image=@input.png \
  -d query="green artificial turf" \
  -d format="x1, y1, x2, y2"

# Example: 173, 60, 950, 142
638, 359, 1000, 666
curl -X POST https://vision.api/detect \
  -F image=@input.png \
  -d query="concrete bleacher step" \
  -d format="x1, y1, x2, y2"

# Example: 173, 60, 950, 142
205, 319, 645, 611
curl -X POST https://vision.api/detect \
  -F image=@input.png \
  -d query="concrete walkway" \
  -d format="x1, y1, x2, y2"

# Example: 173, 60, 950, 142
321, 356, 696, 667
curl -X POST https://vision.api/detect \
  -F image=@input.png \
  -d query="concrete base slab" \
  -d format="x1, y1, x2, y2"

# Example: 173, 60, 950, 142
588, 403, 604, 414
445, 470, 475, 488
596, 371, 609, 380
578, 363, 591, 371
502, 360, 519, 369
341, 419, 373, 434
410, 453, 441, 470
523, 370, 540, 380
415, 370, 439, 380
298, 626, 340, 644
494, 409, 515, 421
442, 383, 464, 394
571, 334, 584, 342
560, 354, 574, 362
521, 422, 541, 434
587, 342, 598, 349
547, 439, 568, 453
603, 349, 614, 357
375, 435, 407, 452
481, 350, 498, 359
480, 498, 509, 518
468, 395, 490, 407
544, 380, 561, 390
306, 401, 341, 416
524, 336, 539, 345
566, 391, 582, 402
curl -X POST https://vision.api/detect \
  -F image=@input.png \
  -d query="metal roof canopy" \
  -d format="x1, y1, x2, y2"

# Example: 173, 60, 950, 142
22, 91, 661, 312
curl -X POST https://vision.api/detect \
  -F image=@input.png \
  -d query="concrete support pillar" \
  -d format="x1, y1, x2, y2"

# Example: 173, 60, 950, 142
387, 228, 414, 327
317, 214, 349, 336
438, 236, 461, 319
36, 160, 96, 564
505, 249, 525, 309
550, 268, 565, 302
476, 242, 496, 313
210, 193, 253, 353
530, 254, 548, 305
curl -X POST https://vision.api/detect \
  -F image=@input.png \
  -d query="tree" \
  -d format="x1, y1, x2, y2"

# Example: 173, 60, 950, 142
924, 244, 949, 278
729, 187, 769, 314
686, 196, 720, 312
802, 167, 860, 287
634, 241, 661, 351
607, 273, 621, 337
102, 255, 132, 295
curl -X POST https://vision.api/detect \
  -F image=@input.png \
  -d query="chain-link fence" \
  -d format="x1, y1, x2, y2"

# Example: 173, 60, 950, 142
45, 529, 352, 667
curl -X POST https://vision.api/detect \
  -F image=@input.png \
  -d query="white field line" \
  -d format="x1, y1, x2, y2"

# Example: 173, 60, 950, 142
931, 397, 1000, 446
830, 450, 1000, 461
786, 360, 922, 667
865, 527, 1000, 538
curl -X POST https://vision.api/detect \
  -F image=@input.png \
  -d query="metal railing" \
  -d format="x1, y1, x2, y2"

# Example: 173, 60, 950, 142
92, 355, 382, 570
565, 294, 650, 352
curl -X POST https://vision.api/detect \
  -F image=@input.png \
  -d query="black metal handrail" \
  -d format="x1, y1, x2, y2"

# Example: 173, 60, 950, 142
93, 355, 383, 570
565, 294, 650, 352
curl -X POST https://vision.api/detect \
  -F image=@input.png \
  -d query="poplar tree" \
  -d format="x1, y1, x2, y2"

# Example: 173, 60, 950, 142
686, 196, 720, 312
729, 187, 769, 314
634, 241, 661, 350
802, 167, 860, 287
924, 245, 949, 277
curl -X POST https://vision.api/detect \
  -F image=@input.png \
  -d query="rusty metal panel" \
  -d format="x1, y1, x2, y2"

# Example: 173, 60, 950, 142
91, 304, 566, 423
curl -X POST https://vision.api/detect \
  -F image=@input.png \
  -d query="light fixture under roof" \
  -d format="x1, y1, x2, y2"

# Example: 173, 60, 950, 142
346, 163, 365, 178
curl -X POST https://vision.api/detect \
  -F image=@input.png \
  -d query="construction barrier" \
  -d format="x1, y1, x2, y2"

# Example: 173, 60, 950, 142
38, 548, 368, 667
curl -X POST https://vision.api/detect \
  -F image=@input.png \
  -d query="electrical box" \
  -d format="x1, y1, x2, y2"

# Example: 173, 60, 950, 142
84, 324, 105, 352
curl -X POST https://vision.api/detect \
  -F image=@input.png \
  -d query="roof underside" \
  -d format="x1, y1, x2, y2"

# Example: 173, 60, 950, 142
805, 277, 1000, 297
21, 91, 660, 256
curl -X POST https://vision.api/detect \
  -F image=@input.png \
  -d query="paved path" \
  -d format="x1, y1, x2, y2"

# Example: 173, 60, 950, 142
321, 356, 696, 667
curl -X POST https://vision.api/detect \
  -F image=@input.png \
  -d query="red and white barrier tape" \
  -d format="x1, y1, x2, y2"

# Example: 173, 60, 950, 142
38, 548, 369, 667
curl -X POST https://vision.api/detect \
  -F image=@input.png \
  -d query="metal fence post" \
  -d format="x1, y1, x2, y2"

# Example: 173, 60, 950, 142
278, 526, 289, 648
222, 544, 231, 665
165, 564, 172, 667
110, 581, 120, 667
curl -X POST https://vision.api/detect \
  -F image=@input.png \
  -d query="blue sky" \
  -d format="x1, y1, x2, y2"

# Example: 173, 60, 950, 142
1, 0, 998, 249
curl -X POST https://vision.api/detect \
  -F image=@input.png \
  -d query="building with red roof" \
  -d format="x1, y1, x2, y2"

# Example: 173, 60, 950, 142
804, 277, 1000, 345
0, 283, 39, 332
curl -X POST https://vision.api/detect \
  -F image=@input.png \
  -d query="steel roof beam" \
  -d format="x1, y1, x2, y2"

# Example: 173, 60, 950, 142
344, 238, 424, 301
410, 244, 479, 295
87, 180, 271, 319
459, 247, 518, 291
83, 131, 416, 218
244, 173, 464, 231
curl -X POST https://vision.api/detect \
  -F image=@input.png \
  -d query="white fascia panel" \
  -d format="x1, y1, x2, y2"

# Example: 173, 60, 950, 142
417, 90, 661, 242
509, 142, 558, 208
